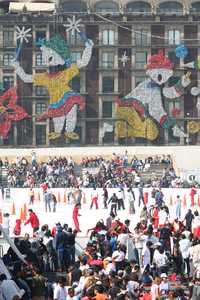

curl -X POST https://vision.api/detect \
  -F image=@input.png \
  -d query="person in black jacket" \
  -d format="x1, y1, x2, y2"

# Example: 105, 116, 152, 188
184, 209, 194, 231
108, 193, 118, 217
103, 187, 108, 209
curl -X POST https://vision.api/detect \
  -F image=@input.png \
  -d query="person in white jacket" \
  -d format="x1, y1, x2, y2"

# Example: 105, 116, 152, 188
0, 273, 24, 300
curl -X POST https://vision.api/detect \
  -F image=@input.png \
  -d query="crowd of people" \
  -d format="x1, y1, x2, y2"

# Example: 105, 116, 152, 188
1, 190, 200, 299
0, 152, 197, 189
0, 152, 200, 299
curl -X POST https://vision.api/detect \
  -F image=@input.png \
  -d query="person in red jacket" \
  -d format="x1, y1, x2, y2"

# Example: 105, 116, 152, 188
13, 219, 21, 236
24, 209, 40, 235
73, 203, 81, 232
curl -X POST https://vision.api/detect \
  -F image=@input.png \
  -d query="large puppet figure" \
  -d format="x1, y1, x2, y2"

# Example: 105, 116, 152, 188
116, 51, 191, 141
13, 33, 93, 140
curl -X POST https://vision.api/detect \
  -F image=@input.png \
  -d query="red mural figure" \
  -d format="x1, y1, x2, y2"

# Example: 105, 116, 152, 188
0, 87, 29, 138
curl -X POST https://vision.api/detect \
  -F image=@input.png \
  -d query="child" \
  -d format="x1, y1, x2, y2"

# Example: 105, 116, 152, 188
13, 219, 21, 236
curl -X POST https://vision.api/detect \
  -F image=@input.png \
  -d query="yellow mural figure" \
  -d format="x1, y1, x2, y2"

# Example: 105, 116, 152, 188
116, 106, 159, 141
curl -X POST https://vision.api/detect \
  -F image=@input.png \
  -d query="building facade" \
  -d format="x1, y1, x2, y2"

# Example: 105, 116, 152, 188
0, 0, 200, 147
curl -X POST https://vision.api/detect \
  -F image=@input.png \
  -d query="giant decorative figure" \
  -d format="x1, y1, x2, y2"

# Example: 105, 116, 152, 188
13, 31, 93, 140
116, 51, 191, 140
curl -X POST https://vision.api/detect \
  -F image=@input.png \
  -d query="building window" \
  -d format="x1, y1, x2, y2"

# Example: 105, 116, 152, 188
3, 76, 14, 89
135, 52, 147, 69
168, 30, 180, 45
35, 86, 48, 96
191, 2, 200, 13
61, 1, 87, 12
3, 53, 14, 66
36, 102, 47, 114
126, 1, 151, 14
95, 1, 119, 13
135, 75, 146, 86
35, 53, 45, 66
102, 52, 114, 68
66, 30, 82, 46
135, 29, 151, 46
159, 1, 183, 15
35, 30, 46, 43
36, 124, 46, 145
3, 30, 14, 47
102, 30, 115, 45
102, 101, 114, 118
102, 76, 114, 93
71, 52, 81, 63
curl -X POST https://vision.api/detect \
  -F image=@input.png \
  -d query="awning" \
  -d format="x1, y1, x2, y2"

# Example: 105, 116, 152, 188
9, 2, 55, 12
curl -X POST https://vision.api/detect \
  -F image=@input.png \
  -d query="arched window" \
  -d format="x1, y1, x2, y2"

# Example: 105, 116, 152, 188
61, 1, 87, 12
191, 2, 200, 13
126, 1, 151, 14
159, 1, 183, 15
95, 1, 119, 13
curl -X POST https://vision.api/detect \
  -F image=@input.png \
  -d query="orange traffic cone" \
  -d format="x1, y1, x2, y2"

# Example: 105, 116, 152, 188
12, 202, 16, 215
169, 195, 173, 206
20, 207, 24, 222
58, 191, 61, 203
24, 203, 27, 220
198, 194, 200, 207
144, 192, 148, 205
63, 192, 67, 203
183, 194, 187, 208
83, 194, 86, 204
37, 191, 40, 202
0, 210, 2, 224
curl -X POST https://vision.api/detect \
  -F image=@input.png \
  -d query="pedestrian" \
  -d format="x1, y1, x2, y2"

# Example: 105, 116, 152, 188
2, 213, 10, 236
72, 203, 81, 232
138, 183, 144, 207
141, 241, 152, 273
127, 188, 135, 214
103, 187, 108, 209
31, 268, 46, 300
13, 219, 21, 236
117, 188, 125, 210
53, 277, 67, 300
51, 193, 57, 212
29, 188, 34, 205
175, 195, 182, 219
151, 276, 161, 300
90, 187, 99, 209
24, 209, 40, 236
0, 273, 23, 300
184, 209, 194, 231
55, 225, 65, 272
44, 189, 51, 213
108, 193, 118, 217
179, 234, 191, 277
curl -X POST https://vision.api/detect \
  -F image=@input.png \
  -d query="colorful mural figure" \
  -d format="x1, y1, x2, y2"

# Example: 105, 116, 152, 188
13, 31, 93, 140
116, 51, 191, 141
0, 87, 29, 138
183, 59, 200, 136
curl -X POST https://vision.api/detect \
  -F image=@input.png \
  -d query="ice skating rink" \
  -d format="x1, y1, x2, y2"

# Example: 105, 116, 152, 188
0, 187, 199, 238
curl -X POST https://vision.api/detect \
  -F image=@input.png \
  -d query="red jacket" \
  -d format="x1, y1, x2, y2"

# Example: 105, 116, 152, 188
25, 212, 39, 229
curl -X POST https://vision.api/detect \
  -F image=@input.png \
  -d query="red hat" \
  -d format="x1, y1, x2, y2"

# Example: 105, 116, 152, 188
147, 50, 174, 70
